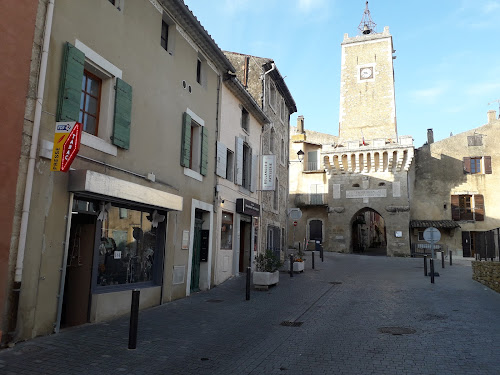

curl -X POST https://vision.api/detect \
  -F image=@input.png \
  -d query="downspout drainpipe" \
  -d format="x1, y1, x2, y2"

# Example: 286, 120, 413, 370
14, 0, 55, 294
212, 73, 222, 285
262, 63, 275, 113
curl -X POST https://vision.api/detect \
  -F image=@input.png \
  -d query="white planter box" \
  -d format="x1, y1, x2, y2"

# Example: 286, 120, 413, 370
253, 270, 279, 286
293, 261, 305, 273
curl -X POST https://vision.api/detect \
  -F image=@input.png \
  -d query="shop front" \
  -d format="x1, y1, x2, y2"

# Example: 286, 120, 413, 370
236, 198, 260, 273
57, 170, 182, 330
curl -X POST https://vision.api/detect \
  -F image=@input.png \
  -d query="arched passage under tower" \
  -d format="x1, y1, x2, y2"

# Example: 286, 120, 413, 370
350, 208, 387, 255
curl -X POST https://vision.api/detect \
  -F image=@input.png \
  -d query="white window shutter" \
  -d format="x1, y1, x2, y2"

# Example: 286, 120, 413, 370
216, 141, 227, 178
235, 136, 243, 185
250, 150, 257, 192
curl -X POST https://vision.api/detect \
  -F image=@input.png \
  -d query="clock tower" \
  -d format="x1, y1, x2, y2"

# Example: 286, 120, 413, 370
338, 2, 397, 142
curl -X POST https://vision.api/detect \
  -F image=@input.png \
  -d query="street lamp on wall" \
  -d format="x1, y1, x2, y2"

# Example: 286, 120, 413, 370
290, 149, 304, 163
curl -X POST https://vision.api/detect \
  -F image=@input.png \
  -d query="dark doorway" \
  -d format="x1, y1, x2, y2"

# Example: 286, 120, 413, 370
61, 213, 97, 328
190, 215, 203, 293
351, 208, 387, 255
309, 220, 323, 243
239, 220, 251, 272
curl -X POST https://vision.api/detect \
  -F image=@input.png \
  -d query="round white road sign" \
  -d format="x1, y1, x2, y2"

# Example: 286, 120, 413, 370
423, 227, 441, 243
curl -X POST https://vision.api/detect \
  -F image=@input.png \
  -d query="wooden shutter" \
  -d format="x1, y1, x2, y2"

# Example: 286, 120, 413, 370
451, 195, 460, 220
56, 42, 85, 121
474, 194, 484, 221
112, 78, 132, 149
200, 126, 208, 176
463, 157, 471, 173
235, 137, 243, 185
250, 152, 257, 192
484, 156, 492, 174
180, 112, 191, 167
216, 141, 227, 178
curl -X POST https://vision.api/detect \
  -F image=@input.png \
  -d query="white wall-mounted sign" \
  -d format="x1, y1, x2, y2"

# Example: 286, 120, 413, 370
182, 230, 190, 250
346, 189, 387, 199
261, 154, 276, 191
394, 231, 402, 238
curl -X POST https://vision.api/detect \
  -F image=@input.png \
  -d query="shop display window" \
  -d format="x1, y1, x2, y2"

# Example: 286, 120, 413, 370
97, 206, 159, 287
220, 212, 233, 250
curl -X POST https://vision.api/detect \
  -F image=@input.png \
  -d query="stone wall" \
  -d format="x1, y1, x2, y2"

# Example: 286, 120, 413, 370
472, 261, 500, 293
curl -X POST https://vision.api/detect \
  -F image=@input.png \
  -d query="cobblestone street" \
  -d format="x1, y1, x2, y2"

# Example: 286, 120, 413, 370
1, 252, 499, 375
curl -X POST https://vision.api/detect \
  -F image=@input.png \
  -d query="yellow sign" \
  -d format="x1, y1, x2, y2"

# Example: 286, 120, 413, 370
51, 121, 76, 171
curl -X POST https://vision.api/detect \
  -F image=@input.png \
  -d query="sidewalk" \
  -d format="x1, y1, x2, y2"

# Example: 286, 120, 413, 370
1, 252, 499, 375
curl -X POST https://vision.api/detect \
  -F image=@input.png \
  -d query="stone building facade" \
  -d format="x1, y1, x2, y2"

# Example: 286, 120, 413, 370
289, 21, 414, 257
410, 112, 500, 258
224, 52, 297, 259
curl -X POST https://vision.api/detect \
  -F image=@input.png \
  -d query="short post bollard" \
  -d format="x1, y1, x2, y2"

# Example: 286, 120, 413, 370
441, 251, 445, 269
128, 289, 140, 349
423, 255, 428, 276
246, 267, 251, 301
430, 259, 435, 284
290, 254, 294, 278
312, 251, 315, 270
449, 250, 452, 266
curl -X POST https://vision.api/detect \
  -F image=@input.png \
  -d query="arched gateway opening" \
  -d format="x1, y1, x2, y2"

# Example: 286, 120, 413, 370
351, 208, 387, 255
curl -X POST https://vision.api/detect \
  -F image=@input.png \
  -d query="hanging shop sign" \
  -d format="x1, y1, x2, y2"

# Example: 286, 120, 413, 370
236, 198, 260, 217
51, 121, 82, 172
261, 154, 276, 191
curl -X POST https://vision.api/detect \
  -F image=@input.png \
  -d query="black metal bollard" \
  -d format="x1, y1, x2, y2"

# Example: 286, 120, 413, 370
430, 259, 435, 284
423, 255, 428, 276
312, 251, 315, 270
246, 267, 251, 301
449, 250, 452, 266
290, 255, 294, 277
128, 289, 140, 349
441, 251, 445, 269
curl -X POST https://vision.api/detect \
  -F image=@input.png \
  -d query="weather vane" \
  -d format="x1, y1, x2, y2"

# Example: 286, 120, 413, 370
358, 1, 377, 35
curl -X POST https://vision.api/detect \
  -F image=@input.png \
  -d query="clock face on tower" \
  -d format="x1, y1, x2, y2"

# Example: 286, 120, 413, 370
360, 67, 373, 80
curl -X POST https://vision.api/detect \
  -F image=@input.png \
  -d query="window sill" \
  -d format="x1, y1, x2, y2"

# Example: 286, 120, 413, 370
81, 132, 118, 156
184, 167, 203, 182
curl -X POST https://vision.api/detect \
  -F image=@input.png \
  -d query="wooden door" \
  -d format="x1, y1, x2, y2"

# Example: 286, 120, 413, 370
462, 231, 471, 257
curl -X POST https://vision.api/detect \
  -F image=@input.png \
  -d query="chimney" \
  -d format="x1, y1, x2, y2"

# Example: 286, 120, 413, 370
427, 129, 434, 144
297, 115, 305, 134
487, 110, 497, 124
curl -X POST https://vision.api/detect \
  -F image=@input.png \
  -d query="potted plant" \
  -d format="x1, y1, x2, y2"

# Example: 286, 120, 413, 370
293, 256, 305, 273
253, 250, 283, 287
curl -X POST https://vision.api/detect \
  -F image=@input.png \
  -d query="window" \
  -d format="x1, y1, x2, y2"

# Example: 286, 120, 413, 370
451, 194, 484, 221
467, 135, 483, 146
310, 184, 323, 205
307, 151, 318, 171
418, 230, 425, 241
241, 107, 249, 132
267, 225, 281, 257
273, 178, 279, 210
226, 149, 234, 182
269, 82, 277, 109
280, 99, 286, 122
463, 156, 492, 174
161, 20, 169, 51
97, 204, 164, 287
220, 212, 233, 250
242, 143, 251, 190
196, 59, 202, 84
57, 42, 132, 152
79, 70, 101, 135
270, 128, 275, 154
281, 139, 285, 164
180, 111, 208, 177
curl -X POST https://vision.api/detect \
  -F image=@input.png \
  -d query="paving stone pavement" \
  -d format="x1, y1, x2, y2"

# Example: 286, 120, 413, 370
1, 252, 499, 375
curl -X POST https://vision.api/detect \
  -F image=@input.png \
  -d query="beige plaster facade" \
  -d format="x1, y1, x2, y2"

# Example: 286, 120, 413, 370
6, 0, 235, 342
410, 112, 500, 258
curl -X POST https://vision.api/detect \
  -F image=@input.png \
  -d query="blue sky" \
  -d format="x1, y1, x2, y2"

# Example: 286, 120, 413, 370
184, 0, 500, 147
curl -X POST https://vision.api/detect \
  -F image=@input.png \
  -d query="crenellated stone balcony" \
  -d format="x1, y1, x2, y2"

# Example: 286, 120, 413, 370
320, 136, 414, 175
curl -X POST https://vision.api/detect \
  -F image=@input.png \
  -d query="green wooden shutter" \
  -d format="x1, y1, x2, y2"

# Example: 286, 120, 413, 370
113, 78, 132, 149
180, 112, 191, 167
200, 126, 208, 176
56, 42, 85, 121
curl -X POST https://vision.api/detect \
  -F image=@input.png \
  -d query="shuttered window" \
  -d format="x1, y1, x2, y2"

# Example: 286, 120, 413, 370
180, 112, 191, 168
474, 194, 485, 221
464, 156, 492, 174
112, 78, 132, 149
57, 42, 85, 122
180, 112, 207, 176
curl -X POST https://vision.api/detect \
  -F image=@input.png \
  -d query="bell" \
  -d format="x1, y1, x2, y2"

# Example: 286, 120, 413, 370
363, 25, 371, 34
